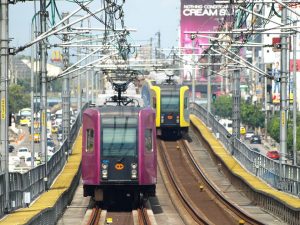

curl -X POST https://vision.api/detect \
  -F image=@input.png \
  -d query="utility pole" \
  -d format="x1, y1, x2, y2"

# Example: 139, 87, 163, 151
39, 0, 48, 190
207, 50, 212, 125
292, 20, 297, 166
220, 56, 224, 93
264, 63, 268, 139
1, 0, 10, 212
91, 68, 94, 103
77, 21, 83, 118
191, 34, 196, 103
30, 22, 36, 168
280, 6, 288, 171
150, 37, 153, 64
232, 69, 241, 140
157, 31, 161, 59
62, 12, 70, 157
86, 68, 90, 103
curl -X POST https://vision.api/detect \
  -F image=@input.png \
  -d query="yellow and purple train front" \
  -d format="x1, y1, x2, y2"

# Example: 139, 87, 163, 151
141, 80, 190, 138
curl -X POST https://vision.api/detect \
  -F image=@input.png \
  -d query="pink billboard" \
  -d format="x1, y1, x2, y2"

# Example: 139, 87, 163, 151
180, 0, 233, 53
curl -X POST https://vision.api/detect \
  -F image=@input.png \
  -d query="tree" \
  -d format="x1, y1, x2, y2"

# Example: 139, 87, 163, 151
8, 84, 30, 114
212, 95, 232, 118
212, 96, 264, 128
240, 100, 265, 128
17, 78, 31, 91
267, 114, 300, 155
49, 79, 62, 92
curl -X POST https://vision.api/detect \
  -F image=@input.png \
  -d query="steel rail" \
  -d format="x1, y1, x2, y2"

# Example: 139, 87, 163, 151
157, 139, 213, 225
86, 206, 101, 225
137, 206, 151, 225
182, 126, 265, 225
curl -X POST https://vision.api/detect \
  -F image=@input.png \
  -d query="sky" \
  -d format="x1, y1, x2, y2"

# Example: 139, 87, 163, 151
9, 0, 180, 56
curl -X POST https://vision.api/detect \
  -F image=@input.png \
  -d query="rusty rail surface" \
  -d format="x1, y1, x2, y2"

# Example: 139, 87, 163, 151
182, 126, 264, 225
158, 137, 264, 225
138, 206, 151, 225
158, 139, 214, 225
86, 206, 101, 225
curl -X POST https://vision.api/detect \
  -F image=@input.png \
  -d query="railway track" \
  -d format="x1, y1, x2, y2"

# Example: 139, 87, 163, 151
86, 206, 102, 225
85, 204, 152, 225
158, 137, 264, 225
137, 206, 152, 225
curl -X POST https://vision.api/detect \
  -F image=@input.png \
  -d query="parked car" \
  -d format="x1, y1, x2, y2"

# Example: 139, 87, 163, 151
57, 133, 63, 142
240, 126, 246, 135
251, 147, 260, 153
245, 130, 254, 140
8, 145, 15, 153
51, 125, 58, 134
267, 150, 280, 160
33, 132, 40, 143
47, 140, 55, 152
250, 135, 261, 144
25, 156, 39, 167
17, 147, 30, 158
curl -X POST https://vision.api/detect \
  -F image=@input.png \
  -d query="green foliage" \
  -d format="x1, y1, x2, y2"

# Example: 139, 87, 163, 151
212, 95, 232, 118
17, 78, 31, 91
212, 96, 264, 128
212, 94, 300, 152
8, 84, 30, 114
267, 114, 300, 153
240, 100, 265, 128
267, 116, 280, 143
50, 79, 62, 92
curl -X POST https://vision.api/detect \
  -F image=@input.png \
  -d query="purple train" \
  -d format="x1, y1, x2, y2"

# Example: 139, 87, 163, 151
82, 105, 157, 206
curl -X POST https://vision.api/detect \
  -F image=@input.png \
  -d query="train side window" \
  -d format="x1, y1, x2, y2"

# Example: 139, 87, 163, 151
86, 129, 94, 152
152, 97, 156, 109
184, 97, 188, 109
145, 129, 153, 153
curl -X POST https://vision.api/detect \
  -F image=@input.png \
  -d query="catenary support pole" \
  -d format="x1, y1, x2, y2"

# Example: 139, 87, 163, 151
39, 0, 48, 190
280, 6, 288, 176
62, 13, 70, 157
292, 20, 297, 166
77, 21, 83, 119
0, 0, 10, 212
232, 69, 241, 140
191, 34, 196, 103
30, 23, 35, 168
207, 50, 212, 125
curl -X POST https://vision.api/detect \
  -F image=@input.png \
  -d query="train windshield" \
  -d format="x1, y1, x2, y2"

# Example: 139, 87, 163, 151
161, 95, 179, 112
102, 117, 137, 157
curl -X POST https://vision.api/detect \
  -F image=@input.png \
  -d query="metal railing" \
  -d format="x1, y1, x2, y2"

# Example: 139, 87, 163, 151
190, 102, 300, 197
0, 103, 87, 219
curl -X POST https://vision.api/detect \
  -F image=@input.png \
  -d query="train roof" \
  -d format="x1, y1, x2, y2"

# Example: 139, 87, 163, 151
88, 105, 151, 117
145, 79, 187, 89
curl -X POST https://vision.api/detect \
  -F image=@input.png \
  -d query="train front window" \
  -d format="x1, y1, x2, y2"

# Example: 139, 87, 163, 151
161, 95, 179, 112
102, 127, 136, 157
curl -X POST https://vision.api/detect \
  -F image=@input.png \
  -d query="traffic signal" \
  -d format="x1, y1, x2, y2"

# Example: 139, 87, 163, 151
212, 93, 217, 103
8, 113, 12, 127
272, 37, 281, 49
274, 43, 282, 49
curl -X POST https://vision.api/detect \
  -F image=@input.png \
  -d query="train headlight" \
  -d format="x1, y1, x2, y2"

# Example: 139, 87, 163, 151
102, 169, 108, 179
102, 163, 108, 169
176, 116, 179, 123
161, 116, 164, 123
131, 163, 137, 169
131, 169, 137, 179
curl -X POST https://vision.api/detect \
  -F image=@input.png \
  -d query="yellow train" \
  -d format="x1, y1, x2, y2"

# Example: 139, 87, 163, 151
141, 78, 190, 138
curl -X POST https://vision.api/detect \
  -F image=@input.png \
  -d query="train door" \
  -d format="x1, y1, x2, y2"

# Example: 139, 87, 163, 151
140, 110, 157, 186
82, 110, 100, 185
